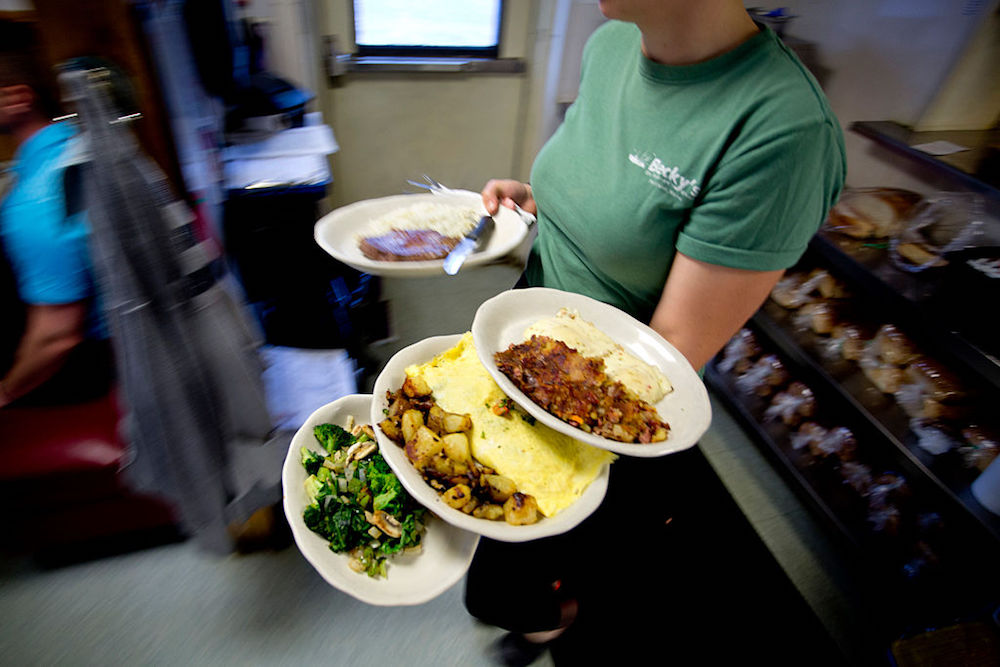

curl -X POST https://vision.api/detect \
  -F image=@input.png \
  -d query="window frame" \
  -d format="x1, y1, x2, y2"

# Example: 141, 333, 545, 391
350, 1, 505, 60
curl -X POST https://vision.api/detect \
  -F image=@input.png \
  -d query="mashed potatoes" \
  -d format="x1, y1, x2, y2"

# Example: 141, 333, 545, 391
405, 333, 614, 517
524, 308, 672, 404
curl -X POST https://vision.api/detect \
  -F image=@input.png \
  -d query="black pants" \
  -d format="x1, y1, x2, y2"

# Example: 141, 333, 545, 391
464, 446, 845, 664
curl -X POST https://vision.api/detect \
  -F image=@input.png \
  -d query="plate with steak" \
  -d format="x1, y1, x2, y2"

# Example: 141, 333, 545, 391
473, 288, 711, 457
315, 190, 530, 277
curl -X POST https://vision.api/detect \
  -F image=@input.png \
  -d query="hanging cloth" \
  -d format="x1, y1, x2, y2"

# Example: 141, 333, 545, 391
60, 67, 287, 553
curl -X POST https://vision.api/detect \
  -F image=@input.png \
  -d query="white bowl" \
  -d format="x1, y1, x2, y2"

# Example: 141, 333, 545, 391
314, 190, 528, 277
282, 393, 480, 606
472, 287, 712, 458
371, 334, 611, 543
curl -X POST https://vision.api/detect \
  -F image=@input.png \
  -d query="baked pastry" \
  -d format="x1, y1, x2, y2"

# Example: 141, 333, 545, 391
862, 362, 907, 394
811, 425, 857, 462
734, 354, 789, 397
717, 328, 762, 374
830, 323, 872, 361
771, 268, 848, 310
764, 381, 817, 426
872, 324, 920, 366
959, 425, 1000, 472
838, 461, 873, 494
794, 301, 839, 335
910, 418, 957, 456
807, 268, 849, 299
770, 273, 816, 309
866, 472, 911, 516
895, 242, 947, 269
824, 187, 923, 239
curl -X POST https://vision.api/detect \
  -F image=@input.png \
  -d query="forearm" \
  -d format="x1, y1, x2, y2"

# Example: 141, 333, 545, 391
649, 253, 783, 371
0, 332, 82, 406
0, 303, 87, 408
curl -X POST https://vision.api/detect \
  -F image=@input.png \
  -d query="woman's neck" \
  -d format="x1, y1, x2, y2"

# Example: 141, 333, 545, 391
637, 4, 760, 66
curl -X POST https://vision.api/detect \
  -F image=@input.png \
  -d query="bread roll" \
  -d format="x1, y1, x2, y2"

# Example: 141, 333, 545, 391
960, 425, 1000, 472
808, 268, 849, 299
863, 363, 907, 394
770, 273, 815, 309
873, 324, 919, 366
718, 328, 762, 374
765, 381, 817, 426
795, 301, 839, 335
838, 461, 873, 494
825, 188, 922, 239
735, 354, 789, 397
810, 425, 857, 462
790, 421, 827, 452
831, 323, 871, 361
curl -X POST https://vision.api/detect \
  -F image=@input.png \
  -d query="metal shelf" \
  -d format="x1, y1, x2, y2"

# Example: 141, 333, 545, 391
851, 121, 1000, 205
807, 231, 1000, 390
754, 303, 1000, 544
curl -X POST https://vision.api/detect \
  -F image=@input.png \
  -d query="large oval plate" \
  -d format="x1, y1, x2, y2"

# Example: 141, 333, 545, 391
282, 393, 480, 606
371, 334, 611, 542
314, 190, 528, 277
472, 288, 711, 458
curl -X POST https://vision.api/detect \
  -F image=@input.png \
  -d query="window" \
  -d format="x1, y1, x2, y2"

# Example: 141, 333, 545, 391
353, 0, 503, 58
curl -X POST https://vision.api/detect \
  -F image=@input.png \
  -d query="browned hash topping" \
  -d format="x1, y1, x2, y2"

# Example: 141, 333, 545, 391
494, 335, 669, 443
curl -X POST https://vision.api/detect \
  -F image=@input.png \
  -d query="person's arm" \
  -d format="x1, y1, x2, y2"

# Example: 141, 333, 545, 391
0, 302, 87, 408
649, 252, 783, 371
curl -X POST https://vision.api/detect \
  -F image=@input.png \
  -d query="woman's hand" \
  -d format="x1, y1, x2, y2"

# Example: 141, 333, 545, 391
481, 179, 537, 217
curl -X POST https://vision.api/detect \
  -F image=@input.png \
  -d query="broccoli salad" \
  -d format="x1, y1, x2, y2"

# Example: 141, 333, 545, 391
300, 419, 427, 578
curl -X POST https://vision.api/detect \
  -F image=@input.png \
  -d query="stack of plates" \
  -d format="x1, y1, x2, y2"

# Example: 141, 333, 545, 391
283, 286, 711, 606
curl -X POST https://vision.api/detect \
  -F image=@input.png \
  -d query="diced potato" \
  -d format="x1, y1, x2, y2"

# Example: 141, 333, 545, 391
426, 405, 446, 434
441, 432, 470, 463
442, 411, 473, 434
460, 497, 479, 514
401, 409, 424, 445
378, 418, 402, 443
405, 425, 443, 466
472, 504, 504, 521
441, 484, 473, 510
481, 474, 517, 503
503, 493, 540, 525
402, 374, 432, 398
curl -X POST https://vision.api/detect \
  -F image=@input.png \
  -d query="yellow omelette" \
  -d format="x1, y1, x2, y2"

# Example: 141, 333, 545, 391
405, 332, 615, 517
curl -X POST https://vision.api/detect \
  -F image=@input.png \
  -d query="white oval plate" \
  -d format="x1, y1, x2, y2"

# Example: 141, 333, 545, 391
314, 190, 528, 277
472, 288, 711, 458
371, 334, 610, 543
282, 393, 480, 606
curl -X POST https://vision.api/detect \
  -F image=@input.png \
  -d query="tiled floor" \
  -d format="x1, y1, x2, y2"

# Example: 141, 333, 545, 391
699, 393, 870, 665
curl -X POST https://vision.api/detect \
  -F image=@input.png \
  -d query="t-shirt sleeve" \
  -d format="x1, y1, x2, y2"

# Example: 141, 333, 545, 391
675, 119, 845, 272
4, 176, 93, 306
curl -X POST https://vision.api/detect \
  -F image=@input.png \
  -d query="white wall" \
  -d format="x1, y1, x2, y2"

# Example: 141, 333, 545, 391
772, 0, 995, 190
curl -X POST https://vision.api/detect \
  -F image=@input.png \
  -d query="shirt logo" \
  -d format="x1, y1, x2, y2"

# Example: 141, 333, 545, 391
968, 257, 1000, 279
629, 150, 700, 202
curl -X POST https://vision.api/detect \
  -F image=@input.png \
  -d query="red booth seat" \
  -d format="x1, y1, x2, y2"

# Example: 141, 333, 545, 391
0, 393, 179, 562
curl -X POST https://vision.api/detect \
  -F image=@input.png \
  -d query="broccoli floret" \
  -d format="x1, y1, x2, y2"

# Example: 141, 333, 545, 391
303, 504, 323, 533
303, 475, 324, 504
300, 447, 325, 476
314, 423, 354, 453
369, 462, 403, 513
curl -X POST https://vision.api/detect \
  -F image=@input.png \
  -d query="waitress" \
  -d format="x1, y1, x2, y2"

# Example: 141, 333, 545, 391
465, 0, 845, 663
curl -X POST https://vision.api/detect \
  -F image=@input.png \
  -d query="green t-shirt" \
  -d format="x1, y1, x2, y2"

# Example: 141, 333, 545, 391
525, 21, 846, 321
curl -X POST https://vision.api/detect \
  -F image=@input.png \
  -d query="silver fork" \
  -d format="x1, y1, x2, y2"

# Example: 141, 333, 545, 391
406, 175, 536, 226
